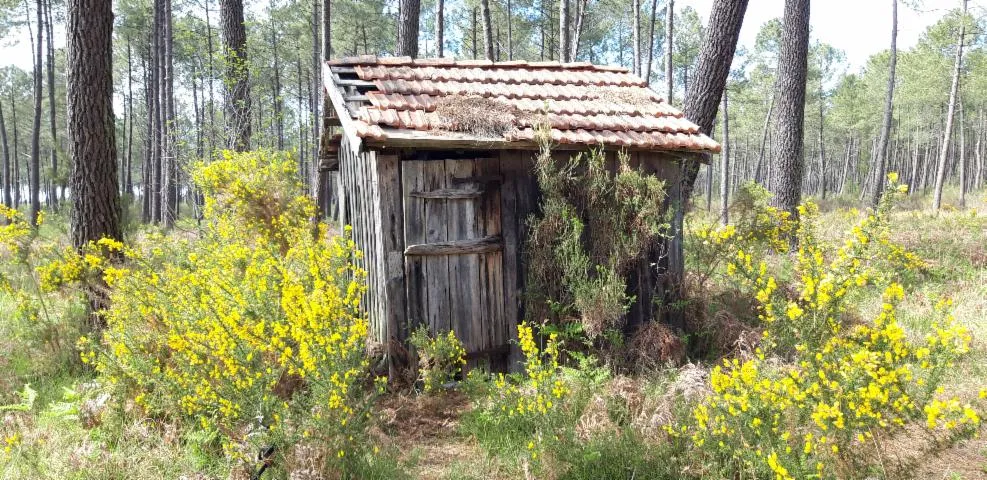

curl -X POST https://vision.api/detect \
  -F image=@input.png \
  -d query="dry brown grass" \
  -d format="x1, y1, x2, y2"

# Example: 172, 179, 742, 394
433, 95, 527, 138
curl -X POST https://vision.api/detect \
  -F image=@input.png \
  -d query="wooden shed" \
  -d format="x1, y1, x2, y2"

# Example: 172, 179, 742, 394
320, 56, 719, 373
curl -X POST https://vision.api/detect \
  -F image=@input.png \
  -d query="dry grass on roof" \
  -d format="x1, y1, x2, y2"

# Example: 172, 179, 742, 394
433, 95, 531, 138
592, 86, 659, 108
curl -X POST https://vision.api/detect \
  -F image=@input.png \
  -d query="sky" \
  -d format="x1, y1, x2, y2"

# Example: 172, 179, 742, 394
0, 1, 982, 74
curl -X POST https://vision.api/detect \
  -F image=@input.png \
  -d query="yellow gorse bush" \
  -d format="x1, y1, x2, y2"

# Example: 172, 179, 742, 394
674, 175, 981, 479
85, 151, 375, 467
409, 327, 467, 394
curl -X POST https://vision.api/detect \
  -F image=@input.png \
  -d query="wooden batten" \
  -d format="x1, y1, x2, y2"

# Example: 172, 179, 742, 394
404, 235, 503, 256
409, 187, 484, 199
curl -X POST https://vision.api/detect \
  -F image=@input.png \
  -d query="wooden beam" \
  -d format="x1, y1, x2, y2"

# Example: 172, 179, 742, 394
334, 78, 376, 88
322, 64, 363, 155
409, 187, 484, 199
404, 235, 503, 256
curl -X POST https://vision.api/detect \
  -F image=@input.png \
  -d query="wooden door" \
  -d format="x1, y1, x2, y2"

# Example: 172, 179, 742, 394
402, 158, 509, 365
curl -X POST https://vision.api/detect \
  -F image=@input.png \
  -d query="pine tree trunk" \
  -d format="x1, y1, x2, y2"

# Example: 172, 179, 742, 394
721, 89, 730, 224
162, 0, 177, 226
126, 41, 134, 198
67, 0, 121, 247
398, 0, 421, 58
29, 0, 43, 224
631, 0, 640, 75
271, 2, 285, 150
221, 0, 252, 151
642, 0, 658, 83
506, 0, 512, 60
959, 96, 966, 206
205, 0, 217, 156
436, 0, 444, 57
0, 103, 10, 208
560, 0, 571, 62
481, 0, 495, 60
754, 94, 775, 184
9, 91, 20, 208
868, 0, 897, 207
571, 0, 588, 60
769, 0, 810, 217
818, 82, 827, 200
44, 0, 58, 210
679, 0, 749, 200
933, 0, 968, 212
665, 0, 674, 104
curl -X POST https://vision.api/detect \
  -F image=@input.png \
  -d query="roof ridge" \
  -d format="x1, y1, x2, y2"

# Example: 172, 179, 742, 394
326, 56, 631, 73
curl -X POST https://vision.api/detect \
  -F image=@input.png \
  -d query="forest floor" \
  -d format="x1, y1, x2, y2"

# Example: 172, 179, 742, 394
2, 189, 987, 479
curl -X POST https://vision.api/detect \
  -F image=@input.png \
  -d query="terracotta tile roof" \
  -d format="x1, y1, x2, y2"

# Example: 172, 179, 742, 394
324, 56, 719, 153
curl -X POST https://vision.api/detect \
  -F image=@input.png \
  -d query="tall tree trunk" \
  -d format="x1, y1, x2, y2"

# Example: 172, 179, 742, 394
753, 94, 775, 184
315, 0, 333, 218
643, 0, 658, 83
126, 40, 135, 198
221, 0, 252, 151
0, 103, 10, 208
721, 89, 730, 223
271, 2, 285, 150
436, 0, 444, 57
959, 96, 966, 207
481, 0, 495, 60
560, 0, 571, 62
506, 0, 512, 60
29, 0, 43, 224
571, 0, 588, 60
67, 0, 121, 295
9, 91, 20, 208
665, 0, 675, 104
631, 0, 640, 75
667, 0, 748, 330
44, 0, 57, 210
975, 107, 984, 190
162, 0, 177, 226
769, 0, 810, 217
933, 0, 968, 212
149, 22, 162, 223
868, 0, 897, 207
203, 0, 216, 157
679, 0, 749, 200
398, 0, 421, 58
818, 81, 827, 200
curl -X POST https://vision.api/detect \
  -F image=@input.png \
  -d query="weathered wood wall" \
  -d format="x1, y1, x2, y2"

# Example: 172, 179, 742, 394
334, 143, 682, 372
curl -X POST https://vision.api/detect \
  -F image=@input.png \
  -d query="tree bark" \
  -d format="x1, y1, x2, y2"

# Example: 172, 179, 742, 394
0, 102, 10, 208
679, 0, 749, 201
220, 0, 252, 151
571, 0, 588, 60
643, 0, 658, 83
9, 91, 20, 208
959, 95, 966, 207
29, 0, 43, 224
560, 0, 571, 62
769, 0, 810, 217
869, 0, 897, 207
754, 94, 775, 184
398, 0, 421, 58
665, 0, 675, 104
933, 0, 968, 212
721, 89, 730, 224
436, 0, 444, 57
481, 0, 495, 60
631, 0, 640, 75
67, 0, 121, 246
818, 80, 827, 200
44, 0, 58, 210
162, 0, 177, 226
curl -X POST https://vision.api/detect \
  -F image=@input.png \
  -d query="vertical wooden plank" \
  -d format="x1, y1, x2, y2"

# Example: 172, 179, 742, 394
402, 161, 428, 340
499, 151, 523, 369
445, 159, 478, 352
376, 154, 407, 377
480, 156, 505, 360
423, 161, 451, 334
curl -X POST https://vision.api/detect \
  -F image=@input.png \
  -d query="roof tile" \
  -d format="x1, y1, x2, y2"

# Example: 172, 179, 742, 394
325, 58, 718, 153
